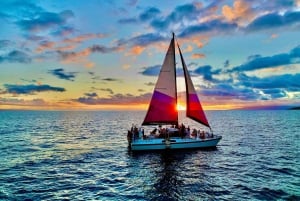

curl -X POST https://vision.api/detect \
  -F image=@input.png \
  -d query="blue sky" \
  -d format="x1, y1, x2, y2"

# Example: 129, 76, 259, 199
0, 0, 300, 110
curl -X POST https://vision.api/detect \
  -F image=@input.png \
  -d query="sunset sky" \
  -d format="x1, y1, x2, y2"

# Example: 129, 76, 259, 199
1, 0, 300, 110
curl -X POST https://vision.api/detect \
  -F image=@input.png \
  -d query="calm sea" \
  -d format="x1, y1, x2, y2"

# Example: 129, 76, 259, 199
0, 110, 299, 201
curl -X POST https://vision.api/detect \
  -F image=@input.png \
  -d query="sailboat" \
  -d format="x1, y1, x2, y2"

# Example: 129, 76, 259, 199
128, 33, 222, 151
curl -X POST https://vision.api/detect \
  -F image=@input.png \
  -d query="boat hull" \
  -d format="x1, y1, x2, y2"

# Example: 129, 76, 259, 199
130, 136, 222, 151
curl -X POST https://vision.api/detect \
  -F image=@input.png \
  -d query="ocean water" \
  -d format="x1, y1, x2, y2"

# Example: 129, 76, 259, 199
0, 110, 299, 201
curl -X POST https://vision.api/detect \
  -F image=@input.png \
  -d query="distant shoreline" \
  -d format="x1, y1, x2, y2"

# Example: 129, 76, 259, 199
289, 106, 300, 110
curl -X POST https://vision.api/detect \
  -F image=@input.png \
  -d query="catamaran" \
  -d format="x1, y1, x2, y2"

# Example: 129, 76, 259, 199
127, 33, 222, 151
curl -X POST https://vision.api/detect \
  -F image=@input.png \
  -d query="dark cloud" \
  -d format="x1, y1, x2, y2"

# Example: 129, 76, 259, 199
140, 65, 161, 76
48, 68, 77, 81
0, 40, 14, 48
118, 18, 138, 24
84, 92, 98, 97
118, 7, 160, 24
144, 82, 155, 86
200, 72, 300, 101
139, 7, 160, 22
100, 88, 114, 94
200, 83, 259, 100
139, 65, 189, 77
179, 19, 238, 37
224, 60, 230, 68
17, 10, 74, 32
51, 26, 75, 36
150, 3, 200, 30
238, 73, 300, 89
20, 78, 38, 83
118, 33, 165, 47
262, 88, 287, 99
193, 65, 222, 81
56, 44, 119, 62
193, 65, 214, 81
102, 78, 120, 82
89, 45, 119, 53
246, 11, 300, 31
4, 84, 65, 94
230, 45, 300, 72
0, 50, 31, 63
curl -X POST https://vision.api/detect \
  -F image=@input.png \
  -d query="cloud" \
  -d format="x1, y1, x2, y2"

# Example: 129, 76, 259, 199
230, 44, 300, 72
0, 50, 31, 63
149, 3, 201, 30
193, 65, 222, 81
224, 60, 230, 68
63, 33, 108, 44
17, 10, 74, 32
144, 82, 155, 86
140, 64, 186, 77
100, 88, 114, 95
199, 72, 300, 102
179, 19, 238, 38
48, 68, 77, 81
102, 78, 120, 82
238, 73, 300, 90
57, 44, 119, 60
0, 40, 14, 49
84, 92, 98, 97
4, 84, 65, 94
222, 0, 255, 25
76, 93, 152, 105
118, 33, 165, 47
139, 7, 161, 21
199, 83, 260, 101
51, 26, 75, 37
118, 18, 138, 24
191, 53, 205, 59
140, 65, 161, 76
246, 11, 300, 31
0, 98, 49, 107
261, 88, 287, 99
36, 33, 108, 53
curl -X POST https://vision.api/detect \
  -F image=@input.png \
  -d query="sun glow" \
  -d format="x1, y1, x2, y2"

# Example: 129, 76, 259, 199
177, 103, 186, 111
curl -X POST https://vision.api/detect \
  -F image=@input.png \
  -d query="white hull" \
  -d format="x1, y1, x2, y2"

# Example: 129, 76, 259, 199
130, 136, 222, 151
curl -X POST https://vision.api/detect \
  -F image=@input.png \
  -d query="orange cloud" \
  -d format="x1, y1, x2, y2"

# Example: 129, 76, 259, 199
191, 53, 205, 59
222, 0, 255, 25
122, 64, 131, 70
36, 41, 55, 53
36, 33, 108, 53
63, 33, 107, 44
129, 45, 146, 55
270, 34, 278, 39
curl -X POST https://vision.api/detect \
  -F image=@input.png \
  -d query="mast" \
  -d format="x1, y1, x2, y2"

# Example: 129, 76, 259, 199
173, 32, 178, 125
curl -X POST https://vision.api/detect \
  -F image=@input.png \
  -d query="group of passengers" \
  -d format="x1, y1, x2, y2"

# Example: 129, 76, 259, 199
128, 123, 213, 142
146, 123, 213, 139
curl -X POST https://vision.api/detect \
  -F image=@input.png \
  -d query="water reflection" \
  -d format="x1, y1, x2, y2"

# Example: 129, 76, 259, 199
129, 150, 201, 201
151, 151, 186, 201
